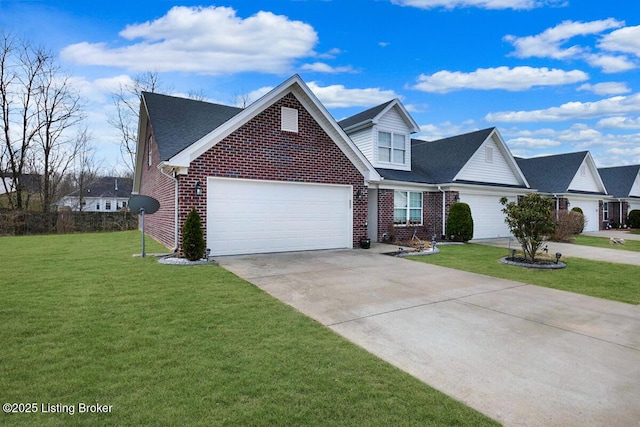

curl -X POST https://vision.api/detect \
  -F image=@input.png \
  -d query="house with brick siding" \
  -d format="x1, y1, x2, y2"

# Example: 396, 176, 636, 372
598, 165, 640, 227
339, 104, 531, 241
133, 75, 379, 256
516, 152, 608, 232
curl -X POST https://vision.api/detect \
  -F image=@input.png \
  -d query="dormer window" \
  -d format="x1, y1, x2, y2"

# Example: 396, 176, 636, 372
378, 131, 406, 165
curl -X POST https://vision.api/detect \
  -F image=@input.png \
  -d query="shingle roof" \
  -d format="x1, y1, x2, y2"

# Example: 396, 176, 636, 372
515, 151, 588, 193
377, 127, 496, 184
68, 176, 132, 198
598, 165, 640, 198
142, 92, 243, 160
337, 100, 395, 130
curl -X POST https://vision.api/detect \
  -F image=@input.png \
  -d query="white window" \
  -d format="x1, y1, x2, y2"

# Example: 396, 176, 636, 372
378, 131, 406, 165
96, 203, 100, 210
394, 191, 422, 225
486, 146, 494, 163
148, 135, 153, 167
603, 202, 609, 220
281, 107, 298, 133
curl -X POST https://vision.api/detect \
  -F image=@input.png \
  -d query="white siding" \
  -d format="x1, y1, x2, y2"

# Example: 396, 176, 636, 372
568, 160, 602, 193
629, 172, 640, 198
567, 197, 600, 232
378, 106, 411, 131
348, 128, 373, 161
456, 135, 522, 185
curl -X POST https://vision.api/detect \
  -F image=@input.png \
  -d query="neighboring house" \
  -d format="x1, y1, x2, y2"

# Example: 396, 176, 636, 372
59, 177, 133, 212
338, 101, 531, 240
516, 152, 608, 232
133, 75, 377, 256
598, 165, 640, 226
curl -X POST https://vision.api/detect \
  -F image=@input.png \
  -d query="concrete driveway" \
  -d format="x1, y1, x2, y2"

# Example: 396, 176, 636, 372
217, 246, 640, 427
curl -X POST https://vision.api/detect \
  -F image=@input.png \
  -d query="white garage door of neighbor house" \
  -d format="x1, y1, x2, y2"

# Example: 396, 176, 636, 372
459, 194, 513, 239
567, 198, 599, 232
207, 178, 352, 256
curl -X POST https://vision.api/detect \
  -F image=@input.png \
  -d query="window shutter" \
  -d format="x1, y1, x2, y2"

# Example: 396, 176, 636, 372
281, 107, 298, 133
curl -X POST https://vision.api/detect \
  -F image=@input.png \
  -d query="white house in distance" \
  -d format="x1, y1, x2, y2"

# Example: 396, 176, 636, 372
59, 177, 133, 212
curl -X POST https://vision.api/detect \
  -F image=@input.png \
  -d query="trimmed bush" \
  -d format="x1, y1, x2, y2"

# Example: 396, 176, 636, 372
182, 207, 205, 261
571, 207, 583, 214
570, 207, 585, 232
629, 210, 640, 228
446, 202, 473, 242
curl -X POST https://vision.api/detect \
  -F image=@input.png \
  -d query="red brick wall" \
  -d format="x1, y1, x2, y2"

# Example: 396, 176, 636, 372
174, 93, 366, 251
138, 122, 176, 250
376, 189, 458, 242
606, 201, 629, 227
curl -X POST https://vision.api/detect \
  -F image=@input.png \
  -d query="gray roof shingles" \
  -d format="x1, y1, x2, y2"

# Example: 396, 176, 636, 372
68, 176, 133, 198
598, 165, 640, 198
337, 100, 395, 130
515, 151, 589, 193
143, 91, 243, 161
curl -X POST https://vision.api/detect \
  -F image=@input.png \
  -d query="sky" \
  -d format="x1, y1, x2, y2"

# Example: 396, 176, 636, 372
1, 0, 639, 172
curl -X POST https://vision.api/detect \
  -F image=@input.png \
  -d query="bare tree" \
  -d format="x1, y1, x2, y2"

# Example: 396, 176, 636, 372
109, 71, 166, 175
0, 32, 48, 209
72, 128, 100, 212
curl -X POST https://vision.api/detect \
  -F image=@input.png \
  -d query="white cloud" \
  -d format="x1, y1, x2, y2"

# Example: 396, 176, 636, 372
585, 54, 637, 73
416, 120, 478, 141
507, 137, 562, 147
246, 82, 398, 109
486, 93, 640, 122
307, 82, 398, 108
504, 18, 624, 59
597, 116, 640, 130
391, 0, 559, 10
598, 25, 640, 57
578, 82, 631, 95
61, 6, 317, 75
412, 66, 588, 93
300, 62, 356, 73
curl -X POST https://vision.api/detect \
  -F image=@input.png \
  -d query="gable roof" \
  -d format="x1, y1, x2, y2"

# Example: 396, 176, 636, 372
67, 176, 133, 198
598, 165, 640, 198
338, 99, 420, 133
377, 127, 527, 188
516, 151, 606, 194
142, 92, 242, 161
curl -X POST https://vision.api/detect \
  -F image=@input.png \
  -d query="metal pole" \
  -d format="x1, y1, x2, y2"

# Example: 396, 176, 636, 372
140, 207, 146, 258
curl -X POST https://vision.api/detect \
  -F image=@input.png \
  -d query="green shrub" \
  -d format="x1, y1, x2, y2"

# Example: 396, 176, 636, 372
571, 207, 583, 214
570, 207, 585, 232
182, 207, 205, 261
629, 210, 640, 228
446, 202, 473, 242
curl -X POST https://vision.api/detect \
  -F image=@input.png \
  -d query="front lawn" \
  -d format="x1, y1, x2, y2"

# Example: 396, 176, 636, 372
573, 235, 640, 252
408, 244, 640, 305
0, 231, 496, 426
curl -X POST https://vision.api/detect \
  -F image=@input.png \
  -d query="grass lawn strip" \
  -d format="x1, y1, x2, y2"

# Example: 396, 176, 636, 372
1, 231, 497, 427
572, 235, 640, 252
408, 244, 639, 305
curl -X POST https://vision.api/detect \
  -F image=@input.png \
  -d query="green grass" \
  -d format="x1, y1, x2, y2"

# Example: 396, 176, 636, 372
408, 244, 640, 305
0, 231, 496, 427
573, 235, 640, 252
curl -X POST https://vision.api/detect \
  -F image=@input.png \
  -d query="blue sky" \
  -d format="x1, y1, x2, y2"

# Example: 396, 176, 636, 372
2, 0, 639, 171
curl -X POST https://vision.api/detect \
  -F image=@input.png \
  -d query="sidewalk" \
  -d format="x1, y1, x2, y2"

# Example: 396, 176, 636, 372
474, 232, 640, 266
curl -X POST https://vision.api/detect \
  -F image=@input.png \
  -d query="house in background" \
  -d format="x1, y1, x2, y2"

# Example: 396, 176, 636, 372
516, 152, 608, 232
598, 165, 640, 226
133, 75, 377, 256
59, 176, 133, 212
338, 100, 531, 240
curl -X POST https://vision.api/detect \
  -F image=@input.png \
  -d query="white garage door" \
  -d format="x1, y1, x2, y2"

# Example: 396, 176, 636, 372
567, 198, 599, 232
459, 194, 513, 239
207, 178, 352, 256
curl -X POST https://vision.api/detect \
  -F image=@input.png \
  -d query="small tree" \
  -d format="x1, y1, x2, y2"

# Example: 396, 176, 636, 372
446, 202, 473, 242
628, 210, 640, 229
182, 207, 205, 261
501, 194, 556, 263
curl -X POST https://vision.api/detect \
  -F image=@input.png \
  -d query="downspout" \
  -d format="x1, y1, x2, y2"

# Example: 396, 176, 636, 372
438, 186, 446, 237
553, 194, 559, 221
619, 199, 624, 226
159, 166, 179, 252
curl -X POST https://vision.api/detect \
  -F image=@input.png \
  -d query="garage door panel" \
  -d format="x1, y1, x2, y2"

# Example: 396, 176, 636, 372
207, 178, 352, 255
459, 194, 513, 239
567, 198, 599, 232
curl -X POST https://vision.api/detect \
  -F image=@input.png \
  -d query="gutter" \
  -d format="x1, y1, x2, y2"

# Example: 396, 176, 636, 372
438, 185, 446, 237
159, 164, 179, 252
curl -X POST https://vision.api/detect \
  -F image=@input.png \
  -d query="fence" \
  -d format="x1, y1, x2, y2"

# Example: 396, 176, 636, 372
0, 210, 138, 236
